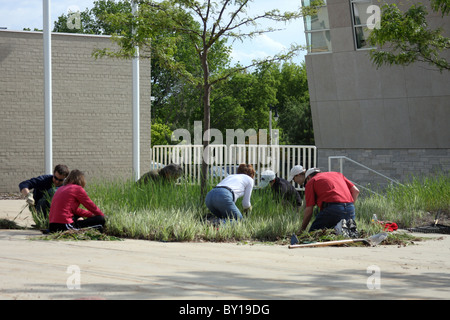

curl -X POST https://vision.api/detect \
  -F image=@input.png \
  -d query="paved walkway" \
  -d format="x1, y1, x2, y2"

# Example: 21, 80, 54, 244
1, 200, 450, 300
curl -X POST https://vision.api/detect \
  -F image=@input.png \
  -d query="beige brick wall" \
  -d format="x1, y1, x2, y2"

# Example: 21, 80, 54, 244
0, 30, 151, 193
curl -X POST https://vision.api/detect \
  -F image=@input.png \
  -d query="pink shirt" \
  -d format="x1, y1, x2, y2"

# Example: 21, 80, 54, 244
49, 184, 104, 224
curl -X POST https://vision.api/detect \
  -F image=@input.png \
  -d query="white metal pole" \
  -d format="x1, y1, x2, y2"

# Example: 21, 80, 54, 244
43, 0, 52, 174
269, 109, 272, 145
132, 1, 140, 181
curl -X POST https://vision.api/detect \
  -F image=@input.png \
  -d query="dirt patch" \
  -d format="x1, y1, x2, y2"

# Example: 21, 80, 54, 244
416, 210, 450, 226
0, 193, 22, 200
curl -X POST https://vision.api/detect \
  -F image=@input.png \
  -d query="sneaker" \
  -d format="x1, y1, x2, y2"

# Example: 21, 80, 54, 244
335, 219, 349, 236
347, 219, 359, 238
290, 234, 299, 245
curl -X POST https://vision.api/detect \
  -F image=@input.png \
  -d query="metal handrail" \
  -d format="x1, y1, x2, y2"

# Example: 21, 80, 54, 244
328, 156, 404, 186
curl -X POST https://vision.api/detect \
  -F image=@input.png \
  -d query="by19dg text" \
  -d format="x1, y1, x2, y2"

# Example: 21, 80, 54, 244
179, 304, 269, 317
224, 305, 269, 315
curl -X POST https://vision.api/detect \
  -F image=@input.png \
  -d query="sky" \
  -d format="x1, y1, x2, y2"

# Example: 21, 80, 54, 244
0, 0, 307, 66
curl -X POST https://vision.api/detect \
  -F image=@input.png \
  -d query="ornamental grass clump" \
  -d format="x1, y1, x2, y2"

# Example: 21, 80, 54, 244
25, 172, 449, 244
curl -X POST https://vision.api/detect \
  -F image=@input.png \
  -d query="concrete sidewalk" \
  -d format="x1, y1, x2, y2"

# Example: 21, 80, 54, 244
1, 200, 450, 300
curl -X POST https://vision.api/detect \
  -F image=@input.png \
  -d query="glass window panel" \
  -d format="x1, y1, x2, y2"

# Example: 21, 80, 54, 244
354, 26, 371, 49
352, 1, 373, 26
302, 0, 331, 53
304, 7, 330, 31
307, 30, 332, 53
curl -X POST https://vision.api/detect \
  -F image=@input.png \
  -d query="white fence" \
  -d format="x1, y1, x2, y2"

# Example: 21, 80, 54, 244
151, 144, 317, 188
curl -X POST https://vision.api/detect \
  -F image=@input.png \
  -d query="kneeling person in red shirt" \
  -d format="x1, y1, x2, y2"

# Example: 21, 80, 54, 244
49, 170, 105, 233
301, 168, 359, 233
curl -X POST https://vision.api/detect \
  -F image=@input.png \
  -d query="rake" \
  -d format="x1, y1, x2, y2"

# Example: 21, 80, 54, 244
289, 232, 388, 249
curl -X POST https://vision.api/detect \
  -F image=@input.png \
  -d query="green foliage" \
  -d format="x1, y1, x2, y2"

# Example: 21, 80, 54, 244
368, 1, 450, 72
77, 172, 449, 242
36, 229, 122, 241
355, 173, 450, 228
151, 122, 173, 147
209, 62, 313, 145
52, 1, 314, 145
24, 173, 449, 244
53, 0, 132, 34
0, 219, 24, 229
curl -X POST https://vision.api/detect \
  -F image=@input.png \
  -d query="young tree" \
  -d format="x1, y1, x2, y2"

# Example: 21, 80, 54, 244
96, 0, 309, 199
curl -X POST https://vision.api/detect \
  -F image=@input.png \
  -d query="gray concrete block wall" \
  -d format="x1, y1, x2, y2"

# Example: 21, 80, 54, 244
305, 0, 450, 187
318, 148, 450, 190
0, 31, 151, 193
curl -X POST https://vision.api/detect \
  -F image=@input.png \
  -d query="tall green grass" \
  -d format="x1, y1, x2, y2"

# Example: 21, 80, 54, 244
31, 172, 449, 242
87, 179, 302, 242
355, 173, 450, 228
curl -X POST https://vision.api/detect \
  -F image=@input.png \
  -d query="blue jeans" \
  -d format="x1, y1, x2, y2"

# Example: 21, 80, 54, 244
309, 203, 355, 231
205, 188, 243, 222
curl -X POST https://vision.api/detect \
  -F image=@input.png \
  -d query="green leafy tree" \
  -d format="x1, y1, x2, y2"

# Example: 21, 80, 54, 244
52, 0, 315, 198
95, 0, 306, 197
53, 0, 132, 34
272, 62, 313, 145
368, 0, 450, 72
151, 122, 173, 146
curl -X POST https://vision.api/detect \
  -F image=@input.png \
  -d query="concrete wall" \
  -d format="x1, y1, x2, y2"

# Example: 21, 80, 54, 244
0, 30, 151, 193
321, 148, 450, 189
304, 0, 450, 186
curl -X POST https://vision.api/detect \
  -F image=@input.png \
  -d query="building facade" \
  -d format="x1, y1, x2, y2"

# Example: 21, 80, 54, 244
0, 30, 151, 193
302, 0, 450, 187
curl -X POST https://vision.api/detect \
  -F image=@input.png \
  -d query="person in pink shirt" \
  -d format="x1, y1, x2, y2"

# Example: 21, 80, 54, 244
48, 169, 105, 233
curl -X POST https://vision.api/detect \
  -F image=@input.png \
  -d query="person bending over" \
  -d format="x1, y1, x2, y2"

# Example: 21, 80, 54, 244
259, 170, 302, 209
301, 168, 359, 233
205, 164, 255, 223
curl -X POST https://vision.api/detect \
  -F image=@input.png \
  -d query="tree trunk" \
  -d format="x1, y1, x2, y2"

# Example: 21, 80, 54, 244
200, 51, 211, 202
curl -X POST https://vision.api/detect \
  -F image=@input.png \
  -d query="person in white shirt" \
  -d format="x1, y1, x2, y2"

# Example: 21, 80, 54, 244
205, 164, 255, 223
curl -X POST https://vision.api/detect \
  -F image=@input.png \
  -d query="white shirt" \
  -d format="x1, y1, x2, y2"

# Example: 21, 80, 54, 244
217, 174, 254, 209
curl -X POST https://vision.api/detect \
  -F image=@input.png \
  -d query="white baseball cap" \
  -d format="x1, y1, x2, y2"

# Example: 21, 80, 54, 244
288, 165, 305, 182
259, 170, 276, 188
305, 167, 321, 179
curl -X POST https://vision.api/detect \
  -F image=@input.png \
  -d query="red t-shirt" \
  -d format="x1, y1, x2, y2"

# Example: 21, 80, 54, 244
305, 172, 355, 210
49, 184, 104, 224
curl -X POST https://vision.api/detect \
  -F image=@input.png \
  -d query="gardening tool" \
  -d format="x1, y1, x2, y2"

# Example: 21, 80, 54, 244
288, 232, 388, 249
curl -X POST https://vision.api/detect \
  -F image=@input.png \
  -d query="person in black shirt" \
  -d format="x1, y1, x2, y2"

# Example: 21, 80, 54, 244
259, 170, 302, 209
19, 164, 69, 216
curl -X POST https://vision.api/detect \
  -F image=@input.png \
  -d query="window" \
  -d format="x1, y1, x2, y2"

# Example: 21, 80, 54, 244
302, 0, 332, 53
350, 0, 375, 49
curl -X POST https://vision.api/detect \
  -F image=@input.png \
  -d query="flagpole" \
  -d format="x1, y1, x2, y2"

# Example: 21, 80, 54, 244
132, 1, 140, 181
43, 0, 53, 174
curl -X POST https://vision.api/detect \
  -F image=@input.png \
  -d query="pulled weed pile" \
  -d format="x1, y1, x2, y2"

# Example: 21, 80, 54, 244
35, 229, 122, 241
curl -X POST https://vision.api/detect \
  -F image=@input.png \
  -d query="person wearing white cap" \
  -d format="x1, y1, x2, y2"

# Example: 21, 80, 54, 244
259, 170, 302, 208
300, 168, 360, 232
288, 165, 306, 186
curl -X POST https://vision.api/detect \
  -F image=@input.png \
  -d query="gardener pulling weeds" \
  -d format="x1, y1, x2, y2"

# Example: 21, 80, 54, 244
137, 163, 183, 184
259, 169, 303, 210
300, 168, 360, 234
